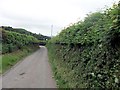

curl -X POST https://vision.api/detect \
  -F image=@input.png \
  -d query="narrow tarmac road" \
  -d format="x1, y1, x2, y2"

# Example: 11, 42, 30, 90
2, 46, 56, 88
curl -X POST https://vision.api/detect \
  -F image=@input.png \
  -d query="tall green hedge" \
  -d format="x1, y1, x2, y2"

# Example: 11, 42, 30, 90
47, 2, 120, 88
2, 30, 39, 54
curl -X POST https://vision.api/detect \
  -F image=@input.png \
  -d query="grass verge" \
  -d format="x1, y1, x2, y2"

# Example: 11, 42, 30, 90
0, 45, 39, 74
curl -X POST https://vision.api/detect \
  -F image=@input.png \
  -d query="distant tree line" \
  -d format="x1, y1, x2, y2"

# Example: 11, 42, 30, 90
1, 26, 51, 41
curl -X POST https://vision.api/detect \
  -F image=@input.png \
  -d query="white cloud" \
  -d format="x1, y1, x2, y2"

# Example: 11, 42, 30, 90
0, 0, 119, 36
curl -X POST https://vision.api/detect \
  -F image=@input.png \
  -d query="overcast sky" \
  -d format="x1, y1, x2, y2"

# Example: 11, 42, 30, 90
0, 0, 119, 36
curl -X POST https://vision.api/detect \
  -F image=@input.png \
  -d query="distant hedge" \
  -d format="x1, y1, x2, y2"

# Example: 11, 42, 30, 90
2, 29, 39, 54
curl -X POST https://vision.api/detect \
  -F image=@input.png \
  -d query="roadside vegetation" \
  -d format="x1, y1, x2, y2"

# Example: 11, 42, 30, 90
47, 2, 120, 88
1, 45, 38, 74
0, 27, 47, 74
2, 29, 39, 54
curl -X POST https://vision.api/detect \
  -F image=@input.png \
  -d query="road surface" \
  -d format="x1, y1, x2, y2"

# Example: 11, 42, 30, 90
2, 46, 56, 88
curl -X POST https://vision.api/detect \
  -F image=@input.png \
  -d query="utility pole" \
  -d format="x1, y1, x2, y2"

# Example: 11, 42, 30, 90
51, 25, 53, 38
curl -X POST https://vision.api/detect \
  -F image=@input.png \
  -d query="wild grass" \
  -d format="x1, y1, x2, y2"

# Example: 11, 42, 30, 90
0, 45, 39, 74
0, 55, 2, 74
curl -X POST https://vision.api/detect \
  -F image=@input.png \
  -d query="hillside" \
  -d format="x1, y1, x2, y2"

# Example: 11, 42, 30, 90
47, 2, 120, 88
1, 26, 50, 40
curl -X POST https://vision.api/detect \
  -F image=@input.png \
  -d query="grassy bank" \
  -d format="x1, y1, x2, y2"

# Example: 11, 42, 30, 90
0, 45, 39, 74
0, 55, 1, 74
